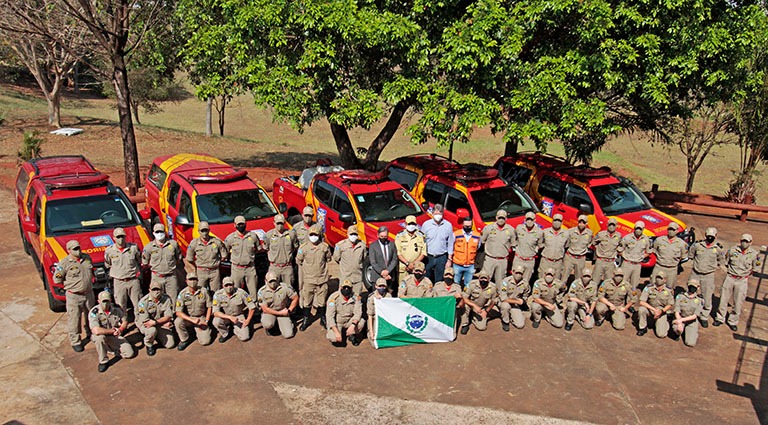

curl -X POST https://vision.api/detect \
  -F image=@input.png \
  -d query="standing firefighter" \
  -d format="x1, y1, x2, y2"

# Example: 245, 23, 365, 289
104, 227, 142, 319
224, 215, 261, 297
142, 223, 183, 301
186, 221, 228, 292
296, 224, 332, 331
715, 234, 762, 331
480, 209, 516, 284
54, 239, 95, 352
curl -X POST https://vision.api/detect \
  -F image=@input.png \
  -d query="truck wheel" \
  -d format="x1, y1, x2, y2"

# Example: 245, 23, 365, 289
18, 218, 31, 256
44, 275, 66, 313
362, 257, 376, 292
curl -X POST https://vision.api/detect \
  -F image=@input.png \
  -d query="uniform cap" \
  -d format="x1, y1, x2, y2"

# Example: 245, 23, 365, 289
405, 215, 417, 225
303, 206, 314, 216
741, 233, 753, 242
153, 223, 165, 232
656, 271, 666, 279
552, 214, 563, 221
513, 265, 525, 274
265, 272, 277, 283
443, 268, 455, 277
413, 261, 425, 272
525, 211, 536, 220
149, 281, 162, 290
187, 272, 198, 281
668, 222, 680, 231
705, 227, 717, 237
222, 277, 234, 286
634, 221, 645, 229
66, 240, 80, 249
309, 224, 322, 235
496, 210, 508, 219
607, 218, 618, 225
477, 270, 489, 279
375, 278, 388, 287
273, 215, 286, 224
614, 267, 625, 276
98, 291, 112, 302
544, 268, 555, 276
198, 221, 210, 230
378, 226, 389, 235
234, 215, 246, 225
578, 215, 588, 223
687, 279, 700, 289
113, 227, 126, 237
582, 268, 592, 277
340, 279, 353, 288
347, 226, 359, 235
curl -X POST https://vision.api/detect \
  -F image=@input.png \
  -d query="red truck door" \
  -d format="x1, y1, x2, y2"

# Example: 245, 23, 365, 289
174, 188, 195, 251
311, 180, 349, 246
560, 183, 595, 228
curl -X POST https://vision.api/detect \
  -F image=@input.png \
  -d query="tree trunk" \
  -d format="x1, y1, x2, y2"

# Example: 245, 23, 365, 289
504, 140, 519, 157
217, 96, 226, 136
111, 53, 141, 194
360, 101, 411, 170
330, 123, 362, 169
46, 89, 62, 128
205, 97, 213, 137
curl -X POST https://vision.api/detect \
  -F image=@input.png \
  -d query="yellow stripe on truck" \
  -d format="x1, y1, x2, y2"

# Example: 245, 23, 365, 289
47, 237, 68, 260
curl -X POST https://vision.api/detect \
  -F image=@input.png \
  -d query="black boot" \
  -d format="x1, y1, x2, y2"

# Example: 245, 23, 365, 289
318, 307, 327, 329
299, 308, 311, 331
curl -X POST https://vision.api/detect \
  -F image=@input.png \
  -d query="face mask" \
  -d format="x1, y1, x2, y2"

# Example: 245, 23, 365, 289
552, 221, 562, 230
303, 215, 312, 224
444, 277, 454, 284
544, 275, 554, 284
463, 226, 472, 233
236, 224, 247, 234
348, 234, 359, 243
496, 218, 506, 227
187, 281, 199, 290
688, 286, 697, 294
101, 300, 110, 309
406, 224, 417, 232
414, 272, 424, 280
266, 280, 278, 290
634, 229, 643, 237
379, 236, 388, 244
432, 214, 443, 223
225, 286, 235, 295
340, 287, 353, 298
199, 230, 210, 240
740, 241, 750, 250
613, 275, 623, 283
607, 224, 616, 232
667, 229, 676, 238
376, 287, 387, 295
154, 232, 166, 242
151, 289, 162, 299
309, 235, 320, 244
70, 248, 81, 258
513, 273, 523, 282
275, 223, 284, 232
479, 279, 489, 288
115, 237, 125, 247
578, 222, 587, 230
655, 277, 665, 287
705, 236, 715, 244
581, 276, 590, 284
526, 220, 535, 229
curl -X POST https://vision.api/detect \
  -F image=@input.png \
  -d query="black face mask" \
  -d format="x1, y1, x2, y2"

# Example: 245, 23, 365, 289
414, 273, 424, 280
688, 286, 697, 294
236, 224, 247, 233
376, 287, 387, 295
479, 279, 489, 288
341, 287, 353, 298
444, 277, 454, 284
705, 236, 715, 244
463, 226, 472, 233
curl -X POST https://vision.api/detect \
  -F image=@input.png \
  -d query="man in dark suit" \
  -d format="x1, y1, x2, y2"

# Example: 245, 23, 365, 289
369, 226, 399, 295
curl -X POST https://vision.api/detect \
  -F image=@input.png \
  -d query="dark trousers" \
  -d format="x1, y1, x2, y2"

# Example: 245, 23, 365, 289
425, 253, 448, 284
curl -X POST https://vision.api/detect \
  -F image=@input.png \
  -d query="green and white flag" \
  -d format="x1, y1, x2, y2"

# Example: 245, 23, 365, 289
373, 296, 456, 349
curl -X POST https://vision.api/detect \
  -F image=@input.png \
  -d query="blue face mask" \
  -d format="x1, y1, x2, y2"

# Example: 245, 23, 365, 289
376, 287, 387, 295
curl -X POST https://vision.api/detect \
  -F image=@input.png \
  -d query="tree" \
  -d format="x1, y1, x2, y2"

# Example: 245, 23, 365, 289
0, 0, 92, 127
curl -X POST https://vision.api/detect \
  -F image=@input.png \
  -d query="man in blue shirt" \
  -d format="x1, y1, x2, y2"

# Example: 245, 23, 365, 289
421, 204, 455, 282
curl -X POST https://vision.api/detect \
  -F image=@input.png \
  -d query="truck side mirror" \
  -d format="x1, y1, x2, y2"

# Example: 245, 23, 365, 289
278, 202, 287, 214
421, 202, 429, 211
339, 213, 355, 224
456, 208, 470, 221
139, 209, 151, 221
22, 219, 38, 233
175, 214, 192, 226
579, 203, 594, 215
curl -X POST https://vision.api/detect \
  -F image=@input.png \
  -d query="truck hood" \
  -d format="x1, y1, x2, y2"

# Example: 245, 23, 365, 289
358, 213, 431, 244
46, 225, 150, 263
611, 209, 686, 237
203, 217, 276, 243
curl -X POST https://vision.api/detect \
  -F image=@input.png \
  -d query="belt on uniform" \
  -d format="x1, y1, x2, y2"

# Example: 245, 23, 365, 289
152, 271, 174, 277
623, 259, 642, 265
596, 256, 615, 262
693, 269, 714, 275
112, 276, 136, 281
197, 266, 218, 271
67, 290, 86, 295
542, 256, 563, 262
567, 252, 586, 258
233, 263, 254, 268
485, 255, 507, 260
657, 264, 677, 268
515, 254, 536, 261
271, 262, 291, 267
728, 274, 749, 280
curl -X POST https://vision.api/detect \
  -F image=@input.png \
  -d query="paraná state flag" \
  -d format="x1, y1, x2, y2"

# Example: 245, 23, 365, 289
373, 296, 456, 349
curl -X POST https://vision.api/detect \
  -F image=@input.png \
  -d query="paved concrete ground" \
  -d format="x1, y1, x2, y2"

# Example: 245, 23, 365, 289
1, 189, 766, 425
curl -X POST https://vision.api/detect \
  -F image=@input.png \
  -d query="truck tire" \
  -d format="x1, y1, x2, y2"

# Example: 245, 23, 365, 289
362, 257, 376, 292
44, 274, 66, 313
18, 218, 31, 256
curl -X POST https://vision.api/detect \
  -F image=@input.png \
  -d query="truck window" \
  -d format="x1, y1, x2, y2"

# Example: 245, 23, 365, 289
332, 189, 353, 214
16, 171, 30, 196
34, 199, 41, 227
179, 190, 194, 220
147, 164, 167, 190
26, 186, 37, 214
388, 166, 418, 191
167, 180, 181, 208
423, 180, 447, 205
445, 189, 470, 214
564, 184, 592, 210
498, 163, 533, 187
313, 180, 334, 206
538, 175, 564, 201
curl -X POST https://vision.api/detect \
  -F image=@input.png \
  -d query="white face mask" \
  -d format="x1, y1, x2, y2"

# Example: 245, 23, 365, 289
154, 232, 166, 242
309, 235, 320, 244
348, 234, 359, 243
406, 224, 417, 232
432, 214, 443, 223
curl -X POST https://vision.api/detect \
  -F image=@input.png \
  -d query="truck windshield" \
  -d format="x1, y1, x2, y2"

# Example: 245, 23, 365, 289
45, 194, 139, 235
592, 179, 652, 215
196, 189, 277, 224
354, 189, 422, 222
471, 186, 537, 222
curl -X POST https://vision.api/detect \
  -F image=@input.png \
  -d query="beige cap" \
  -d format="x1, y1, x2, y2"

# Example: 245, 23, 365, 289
656, 271, 666, 279
443, 268, 455, 277
222, 277, 234, 286
198, 221, 210, 230
265, 272, 277, 283
234, 215, 246, 225
477, 270, 489, 279
405, 215, 417, 224
113, 227, 126, 237
303, 206, 314, 216
98, 291, 112, 302
149, 281, 162, 290
309, 224, 322, 235
614, 267, 625, 276
513, 265, 525, 274
607, 218, 618, 225
496, 210, 508, 219
705, 227, 717, 237
66, 240, 80, 249
413, 261, 425, 272
552, 213, 563, 221
741, 233, 753, 242
375, 278, 388, 287
668, 222, 680, 231
634, 221, 645, 229
687, 279, 700, 288
582, 268, 592, 277
187, 272, 198, 281
525, 211, 536, 220
577, 214, 588, 223
340, 279, 353, 288
153, 223, 165, 232
274, 214, 286, 224
347, 226, 358, 235
544, 268, 555, 276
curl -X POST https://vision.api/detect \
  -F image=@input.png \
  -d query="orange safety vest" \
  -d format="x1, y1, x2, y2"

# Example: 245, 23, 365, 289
452, 229, 481, 266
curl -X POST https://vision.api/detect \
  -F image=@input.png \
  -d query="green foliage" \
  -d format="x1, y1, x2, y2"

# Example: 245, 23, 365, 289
17, 130, 43, 161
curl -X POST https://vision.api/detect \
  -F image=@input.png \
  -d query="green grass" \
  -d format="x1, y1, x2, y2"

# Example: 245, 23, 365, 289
3, 84, 766, 202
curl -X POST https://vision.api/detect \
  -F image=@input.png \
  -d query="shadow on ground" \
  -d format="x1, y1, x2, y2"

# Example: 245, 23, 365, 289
226, 152, 342, 171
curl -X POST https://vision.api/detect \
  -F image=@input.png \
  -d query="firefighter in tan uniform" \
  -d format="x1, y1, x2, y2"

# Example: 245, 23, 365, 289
258, 272, 299, 338
185, 221, 227, 292
89, 291, 135, 373
563, 215, 594, 283
432, 269, 465, 336
104, 227, 141, 318
498, 265, 530, 331
296, 224, 332, 331
538, 213, 567, 279
395, 215, 427, 279
54, 239, 96, 352
264, 214, 298, 288
137, 281, 176, 355
399, 261, 434, 298
715, 234, 762, 331
650, 222, 687, 288
480, 209, 516, 284
513, 211, 543, 283
592, 218, 621, 283
595, 268, 635, 330
367, 278, 392, 341
224, 215, 262, 297
326, 280, 365, 346
673, 279, 704, 347
212, 277, 257, 342
530, 268, 565, 329
636, 272, 674, 338
688, 227, 724, 327
294, 206, 317, 246
618, 221, 651, 289
334, 226, 367, 295
174, 273, 213, 349
142, 223, 183, 301
565, 268, 599, 331
460, 271, 497, 334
